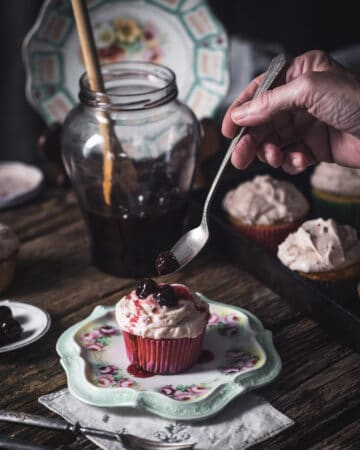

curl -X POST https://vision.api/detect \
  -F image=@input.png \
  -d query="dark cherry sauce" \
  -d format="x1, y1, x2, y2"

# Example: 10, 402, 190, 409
83, 189, 187, 278
127, 364, 155, 378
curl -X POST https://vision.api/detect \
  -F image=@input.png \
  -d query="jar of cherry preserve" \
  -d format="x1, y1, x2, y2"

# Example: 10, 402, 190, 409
62, 61, 200, 278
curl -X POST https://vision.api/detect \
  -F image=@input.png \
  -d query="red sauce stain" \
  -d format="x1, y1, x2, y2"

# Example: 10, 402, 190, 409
127, 364, 154, 378
197, 349, 214, 364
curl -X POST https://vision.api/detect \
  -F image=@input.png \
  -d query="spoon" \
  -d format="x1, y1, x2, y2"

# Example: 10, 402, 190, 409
0, 409, 195, 450
156, 52, 288, 276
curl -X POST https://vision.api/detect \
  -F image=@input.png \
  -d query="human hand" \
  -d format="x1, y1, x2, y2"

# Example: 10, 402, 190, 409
222, 50, 360, 173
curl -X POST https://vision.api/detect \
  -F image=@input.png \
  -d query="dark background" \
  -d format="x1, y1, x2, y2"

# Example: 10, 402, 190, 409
0, 0, 359, 164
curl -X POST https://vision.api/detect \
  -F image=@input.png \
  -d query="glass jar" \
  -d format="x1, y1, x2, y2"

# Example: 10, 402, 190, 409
62, 62, 200, 278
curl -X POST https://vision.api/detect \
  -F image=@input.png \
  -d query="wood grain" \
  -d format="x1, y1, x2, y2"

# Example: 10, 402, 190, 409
1, 188, 360, 449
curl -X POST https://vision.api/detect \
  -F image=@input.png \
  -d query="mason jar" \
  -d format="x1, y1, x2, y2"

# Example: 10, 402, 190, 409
62, 61, 200, 278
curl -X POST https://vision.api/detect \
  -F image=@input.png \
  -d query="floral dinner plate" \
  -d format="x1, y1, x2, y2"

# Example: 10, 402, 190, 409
56, 293, 281, 421
23, 0, 229, 124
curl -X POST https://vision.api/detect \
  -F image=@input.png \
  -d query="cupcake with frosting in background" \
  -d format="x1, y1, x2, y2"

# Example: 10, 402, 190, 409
310, 162, 360, 230
116, 279, 209, 374
278, 218, 360, 300
0, 223, 19, 294
222, 174, 309, 254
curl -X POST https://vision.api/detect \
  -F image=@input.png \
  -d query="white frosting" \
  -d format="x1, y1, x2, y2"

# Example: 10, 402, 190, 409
0, 223, 19, 260
115, 284, 209, 339
277, 218, 360, 272
310, 162, 360, 196
222, 175, 309, 225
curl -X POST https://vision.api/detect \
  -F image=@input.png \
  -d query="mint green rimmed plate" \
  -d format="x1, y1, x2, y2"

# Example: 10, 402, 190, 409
56, 294, 281, 421
23, 0, 229, 123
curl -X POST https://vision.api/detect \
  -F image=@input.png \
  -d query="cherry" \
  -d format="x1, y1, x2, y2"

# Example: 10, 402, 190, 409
0, 306, 12, 322
0, 318, 22, 345
136, 278, 158, 299
155, 251, 180, 276
154, 285, 178, 308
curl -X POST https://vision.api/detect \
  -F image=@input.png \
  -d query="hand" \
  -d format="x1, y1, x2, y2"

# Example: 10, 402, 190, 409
222, 50, 360, 173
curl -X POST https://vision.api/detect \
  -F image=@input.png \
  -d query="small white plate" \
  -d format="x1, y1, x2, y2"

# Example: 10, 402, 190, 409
0, 162, 44, 210
0, 300, 51, 353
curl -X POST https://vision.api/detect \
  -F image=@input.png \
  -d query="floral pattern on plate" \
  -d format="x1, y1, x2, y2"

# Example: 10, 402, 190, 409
80, 325, 120, 351
208, 311, 244, 336
57, 295, 281, 420
93, 17, 166, 64
159, 383, 211, 401
93, 364, 137, 388
23, 0, 230, 123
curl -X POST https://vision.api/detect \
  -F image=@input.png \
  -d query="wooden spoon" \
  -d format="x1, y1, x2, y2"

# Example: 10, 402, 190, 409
71, 0, 137, 207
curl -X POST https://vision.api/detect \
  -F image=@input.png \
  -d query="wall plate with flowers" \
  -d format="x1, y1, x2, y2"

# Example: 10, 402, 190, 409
23, 0, 230, 124
56, 293, 281, 421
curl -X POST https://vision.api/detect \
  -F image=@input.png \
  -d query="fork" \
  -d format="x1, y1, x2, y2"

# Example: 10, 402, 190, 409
0, 409, 195, 450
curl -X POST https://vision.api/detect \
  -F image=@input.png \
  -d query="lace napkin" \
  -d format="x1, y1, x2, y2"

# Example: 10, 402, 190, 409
39, 389, 293, 450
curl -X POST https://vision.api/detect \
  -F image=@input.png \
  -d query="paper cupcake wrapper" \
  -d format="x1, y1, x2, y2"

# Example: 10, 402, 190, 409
311, 190, 360, 230
228, 217, 304, 255
122, 330, 205, 374
297, 265, 360, 305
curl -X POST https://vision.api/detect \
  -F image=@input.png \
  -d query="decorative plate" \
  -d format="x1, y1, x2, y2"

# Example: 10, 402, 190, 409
0, 300, 51, 353
56, 293, 281, 421
0, 162, 44, 210
23, 0, 229, 124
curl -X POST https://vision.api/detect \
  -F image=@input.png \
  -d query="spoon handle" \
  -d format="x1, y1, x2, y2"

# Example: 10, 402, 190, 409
0, 409, 119, 440
201, 52, 288, 222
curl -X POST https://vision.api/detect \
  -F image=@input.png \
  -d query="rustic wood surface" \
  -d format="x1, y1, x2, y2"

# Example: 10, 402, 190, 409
1, 188, 360, 450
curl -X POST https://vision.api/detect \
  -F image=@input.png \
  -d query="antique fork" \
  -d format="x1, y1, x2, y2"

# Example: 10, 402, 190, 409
0, 409, 196, 450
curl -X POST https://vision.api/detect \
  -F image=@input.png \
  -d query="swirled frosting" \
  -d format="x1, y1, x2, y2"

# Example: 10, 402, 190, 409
277, 218, 360, 272
115, 284, 209, 339
222, 175, 309, 225
0, 222, 19, 260
310, 162, 360, 196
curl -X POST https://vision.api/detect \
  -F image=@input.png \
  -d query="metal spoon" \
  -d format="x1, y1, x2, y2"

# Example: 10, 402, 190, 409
164, 53, 288, 273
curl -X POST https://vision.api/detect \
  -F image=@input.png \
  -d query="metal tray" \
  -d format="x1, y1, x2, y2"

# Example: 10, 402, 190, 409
190, 165, 360, 354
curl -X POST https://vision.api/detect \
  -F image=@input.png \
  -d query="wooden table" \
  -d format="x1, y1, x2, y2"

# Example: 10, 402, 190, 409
1, 188, 360, 449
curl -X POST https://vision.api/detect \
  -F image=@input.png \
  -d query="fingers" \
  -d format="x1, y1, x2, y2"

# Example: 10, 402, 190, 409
222, 73, 265, 139
231, 132, 315, 174
281, 143, 316, 174
286, 49, 347, 82
262, 143, 283, 168
229, 80, 305, 129
230, 134, 257, 169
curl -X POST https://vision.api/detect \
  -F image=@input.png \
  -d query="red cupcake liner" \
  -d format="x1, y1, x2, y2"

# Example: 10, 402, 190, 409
228, 217, 304, 255
122, 330, 205, 374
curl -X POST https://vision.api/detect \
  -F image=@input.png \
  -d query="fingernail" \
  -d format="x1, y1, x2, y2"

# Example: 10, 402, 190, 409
231, 106, 247, 121
291, 155, 302, 168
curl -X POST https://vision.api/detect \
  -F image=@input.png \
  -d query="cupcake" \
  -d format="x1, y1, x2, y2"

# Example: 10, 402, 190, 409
222, 175, 309, 254
310, 162, 360, 229
277, 218, 360, 299
0, 223, 19, 294
116, 279, 209, 374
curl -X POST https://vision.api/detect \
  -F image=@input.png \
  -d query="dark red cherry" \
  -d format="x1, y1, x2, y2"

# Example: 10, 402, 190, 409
0, 306, 12, 322
136, 278, 158, 299
155, 251, 180, 276
0, 318, 22, 345
154, 285, 178, 308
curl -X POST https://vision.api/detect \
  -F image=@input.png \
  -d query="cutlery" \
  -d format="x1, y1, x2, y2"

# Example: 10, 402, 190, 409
162, 52, 288, 273
0, 433, 86, 450
0, 409, 196, 450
